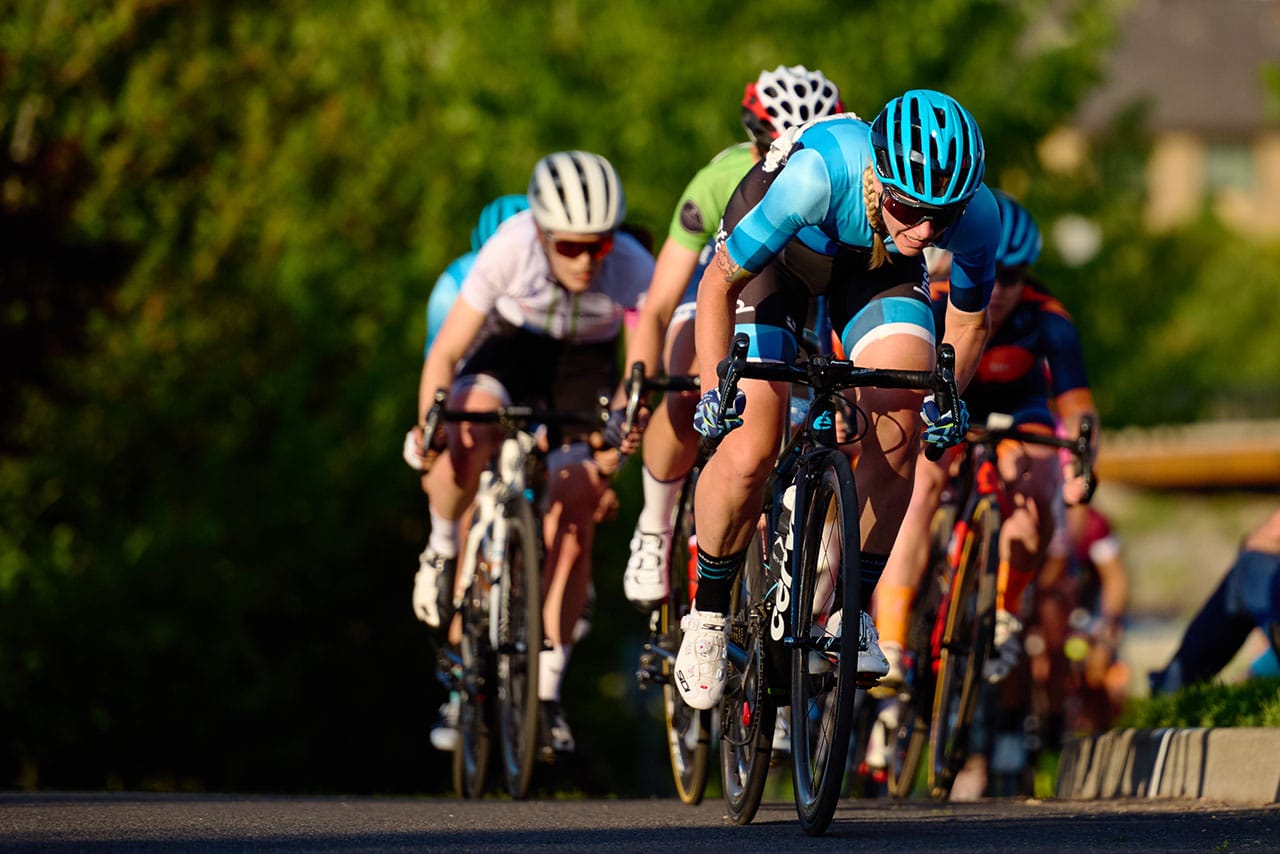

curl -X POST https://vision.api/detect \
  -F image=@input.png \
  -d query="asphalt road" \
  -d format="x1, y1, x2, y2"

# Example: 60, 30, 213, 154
4, 792, 1279, 852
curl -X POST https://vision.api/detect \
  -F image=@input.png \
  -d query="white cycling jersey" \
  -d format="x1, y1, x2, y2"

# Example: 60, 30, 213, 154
459, 211, 652, 344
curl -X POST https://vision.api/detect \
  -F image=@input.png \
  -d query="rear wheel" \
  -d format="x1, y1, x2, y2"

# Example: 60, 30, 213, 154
789, 451, 860, 836
719, 529, 775, 824
496, 498, 542, 799
661, 471, 711, 805
928, 495, 1000, 798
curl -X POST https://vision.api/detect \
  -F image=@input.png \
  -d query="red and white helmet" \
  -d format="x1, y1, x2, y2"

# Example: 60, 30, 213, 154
742, 65, 844, 148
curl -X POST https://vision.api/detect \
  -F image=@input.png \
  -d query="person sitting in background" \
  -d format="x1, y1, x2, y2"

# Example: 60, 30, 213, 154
1149, 507, 1280, 694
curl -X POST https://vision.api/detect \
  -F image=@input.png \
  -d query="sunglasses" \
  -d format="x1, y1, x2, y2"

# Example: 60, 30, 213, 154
547, 233, 615, 260
995, 264, 1028, 286
880, 185, 967, 230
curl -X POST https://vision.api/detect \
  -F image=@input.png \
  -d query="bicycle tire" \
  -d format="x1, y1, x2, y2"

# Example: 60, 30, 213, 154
661, 471, 711, 806
719, 527, 776, 824
789, 450, 860, 836
496, 497, 542, 799
453, 560, 494, 798
885, 508, 952, 799
844, 689, 883, 799
928, 494, 1000, 799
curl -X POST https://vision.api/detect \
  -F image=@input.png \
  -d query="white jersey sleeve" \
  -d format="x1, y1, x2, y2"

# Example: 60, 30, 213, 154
459, 211, 653, 343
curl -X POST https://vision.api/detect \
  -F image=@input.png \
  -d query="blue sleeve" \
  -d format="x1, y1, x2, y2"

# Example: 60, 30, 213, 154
424, 254, 474, 357
724, 146, 832, 273
938, 186, 999, 313
1041, 309, 1090, 395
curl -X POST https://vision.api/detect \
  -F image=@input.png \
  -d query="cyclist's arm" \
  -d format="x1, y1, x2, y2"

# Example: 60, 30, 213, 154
1094, 548, 1129, 633
420, 300, 487, 421
623, 237, 700, 381
695, 242, 755, 394
940, 302, 990, 393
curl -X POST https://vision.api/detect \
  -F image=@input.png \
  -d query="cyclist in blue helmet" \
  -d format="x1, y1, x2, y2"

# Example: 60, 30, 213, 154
874, 191, 1098, 733
416, 195, 530, 360
673, 89, 1002, 711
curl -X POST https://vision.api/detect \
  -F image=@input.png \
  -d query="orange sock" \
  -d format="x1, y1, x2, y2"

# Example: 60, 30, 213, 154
874, 583, 915, 648
996, 559, 1035, 614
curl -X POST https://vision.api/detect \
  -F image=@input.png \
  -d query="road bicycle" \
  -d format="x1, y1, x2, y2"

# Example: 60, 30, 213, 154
706, 332, 957, 835
618, 366, 713, 805
883, 411, 1096, 800
422, 391, 606, 799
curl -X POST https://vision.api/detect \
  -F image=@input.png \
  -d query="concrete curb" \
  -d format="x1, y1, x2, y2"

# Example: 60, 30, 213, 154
1056, 728, 1280, 803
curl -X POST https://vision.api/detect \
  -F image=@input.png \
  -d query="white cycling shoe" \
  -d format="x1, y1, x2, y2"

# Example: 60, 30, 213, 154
674, 607, 727, 710
623, 526, 670, 609
812, 610, 889, 682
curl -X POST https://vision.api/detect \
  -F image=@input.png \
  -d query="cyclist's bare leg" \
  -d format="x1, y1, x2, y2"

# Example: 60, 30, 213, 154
642, 316, 701, 482
848, 333, 933, 556
690, 377, 789, 568
875, 452, 948, 650
424, 384, 504, 522
995, 439, 1059, 615
541, 456, 608, 646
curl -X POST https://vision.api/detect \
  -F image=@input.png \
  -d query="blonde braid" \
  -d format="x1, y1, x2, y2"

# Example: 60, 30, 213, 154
862, 163, 890, 270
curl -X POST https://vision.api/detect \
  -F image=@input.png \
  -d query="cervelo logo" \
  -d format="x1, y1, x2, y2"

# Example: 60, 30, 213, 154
770, 485, 797, 641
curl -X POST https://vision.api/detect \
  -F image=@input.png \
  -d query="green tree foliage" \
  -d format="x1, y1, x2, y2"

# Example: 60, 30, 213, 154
7, 0, 1264, 794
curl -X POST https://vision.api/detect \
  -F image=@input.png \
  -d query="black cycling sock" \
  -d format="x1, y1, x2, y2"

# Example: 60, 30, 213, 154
860, 551, 889, 613
693, 548, 746, 615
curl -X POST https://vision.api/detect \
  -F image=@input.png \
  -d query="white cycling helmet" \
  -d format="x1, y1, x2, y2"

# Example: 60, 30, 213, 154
527, 150, 626, 234
742, 65, 844, 149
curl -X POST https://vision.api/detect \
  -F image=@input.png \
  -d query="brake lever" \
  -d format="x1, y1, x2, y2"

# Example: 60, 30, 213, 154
925, 344, 958, 462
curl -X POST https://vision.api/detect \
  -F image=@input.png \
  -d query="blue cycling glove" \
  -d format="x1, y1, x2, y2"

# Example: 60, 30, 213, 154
603, 407, 627, 450
920, 393, 969, 449
693, 388, 747, 439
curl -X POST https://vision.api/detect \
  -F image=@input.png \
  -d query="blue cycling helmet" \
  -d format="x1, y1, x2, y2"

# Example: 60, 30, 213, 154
992, 190, 1042, 267
470, 194, 530, 252
870, 89, 985, 206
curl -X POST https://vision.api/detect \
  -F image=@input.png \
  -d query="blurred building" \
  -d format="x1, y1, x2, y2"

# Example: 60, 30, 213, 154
1044, 0, 1280, 235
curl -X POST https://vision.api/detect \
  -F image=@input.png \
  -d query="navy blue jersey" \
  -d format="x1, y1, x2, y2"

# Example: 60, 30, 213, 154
933, 276, 1090, 425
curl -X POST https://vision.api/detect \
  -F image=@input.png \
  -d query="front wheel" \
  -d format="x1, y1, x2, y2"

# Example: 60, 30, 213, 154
719, 529, 776, 825
662, 471, 711, 805
928, 494, 1000, 799
887, 539, 950, 799
789, 450, 860, 836
496, 497, 542, 799
453, 567, 494, 798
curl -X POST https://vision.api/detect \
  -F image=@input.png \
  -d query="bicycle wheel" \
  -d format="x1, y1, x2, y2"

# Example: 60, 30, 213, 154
886, 523, 951, 799
928, 494, 1000, 799
453, 561, 494, 798
789, 450, 860, 836
661, 472, 711, 805
719, 527, 776, 824
496, 497, 542, 799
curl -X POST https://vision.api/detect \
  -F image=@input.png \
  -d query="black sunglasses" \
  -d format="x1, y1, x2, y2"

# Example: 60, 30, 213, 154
995, 264, 1028, 286
881, 185, 967, 230
547, 233, 615, 260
